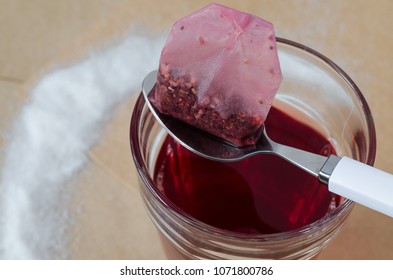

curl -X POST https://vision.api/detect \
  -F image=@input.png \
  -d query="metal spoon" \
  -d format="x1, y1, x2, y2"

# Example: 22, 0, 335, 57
141, 70, 393, 218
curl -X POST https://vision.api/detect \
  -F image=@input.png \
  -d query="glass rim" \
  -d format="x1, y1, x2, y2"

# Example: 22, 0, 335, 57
130, 37, 377, 242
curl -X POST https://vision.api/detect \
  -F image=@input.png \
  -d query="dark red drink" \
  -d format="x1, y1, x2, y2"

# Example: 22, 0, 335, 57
153, 106, 340, 234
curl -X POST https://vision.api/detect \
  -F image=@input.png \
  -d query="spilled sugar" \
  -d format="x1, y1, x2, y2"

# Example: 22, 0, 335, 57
0, 31, 165, 259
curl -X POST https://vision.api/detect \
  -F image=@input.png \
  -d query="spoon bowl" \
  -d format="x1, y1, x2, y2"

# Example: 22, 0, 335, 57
142, 70, 333, 179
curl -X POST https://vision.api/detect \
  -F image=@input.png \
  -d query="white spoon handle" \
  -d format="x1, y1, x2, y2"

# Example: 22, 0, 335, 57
329, 156, 393, 218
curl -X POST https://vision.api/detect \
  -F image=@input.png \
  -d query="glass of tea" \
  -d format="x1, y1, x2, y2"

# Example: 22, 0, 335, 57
130, 38, 376, 259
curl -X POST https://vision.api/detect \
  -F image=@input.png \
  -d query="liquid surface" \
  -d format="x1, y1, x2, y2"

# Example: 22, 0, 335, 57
153, 107, 340, 234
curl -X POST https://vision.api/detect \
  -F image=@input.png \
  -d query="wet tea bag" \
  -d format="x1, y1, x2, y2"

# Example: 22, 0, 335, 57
150, 3, 282, 146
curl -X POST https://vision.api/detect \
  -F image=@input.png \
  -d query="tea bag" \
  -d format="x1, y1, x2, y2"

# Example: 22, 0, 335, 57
150, 3, 282, 146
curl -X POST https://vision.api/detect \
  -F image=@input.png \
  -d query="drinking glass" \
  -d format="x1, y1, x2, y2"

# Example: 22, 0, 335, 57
129, 38, 376, 259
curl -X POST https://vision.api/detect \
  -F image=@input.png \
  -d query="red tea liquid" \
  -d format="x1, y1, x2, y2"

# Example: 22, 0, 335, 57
153, 107, 340, 234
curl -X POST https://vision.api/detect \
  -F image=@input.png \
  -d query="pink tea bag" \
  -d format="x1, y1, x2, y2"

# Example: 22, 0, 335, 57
150, 3, 282, 146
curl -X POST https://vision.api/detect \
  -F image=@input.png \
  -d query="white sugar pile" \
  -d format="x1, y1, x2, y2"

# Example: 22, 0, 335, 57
0, 31, 165, 259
